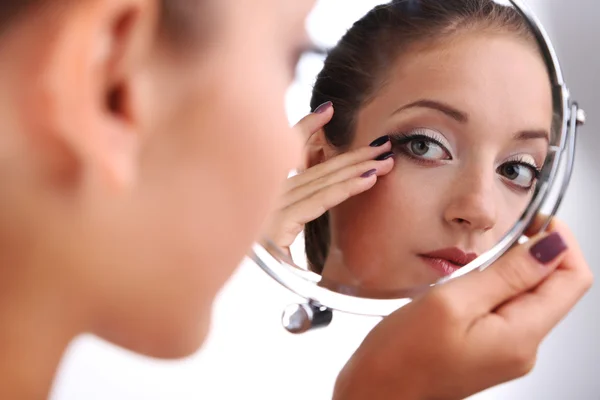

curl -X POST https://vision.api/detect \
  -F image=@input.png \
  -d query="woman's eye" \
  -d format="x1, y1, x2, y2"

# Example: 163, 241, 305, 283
406, 139, 449, 160
390, 129, 452, 163
497, 163, 537, 189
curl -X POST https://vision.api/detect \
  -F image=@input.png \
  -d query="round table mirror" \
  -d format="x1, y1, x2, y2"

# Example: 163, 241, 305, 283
248, 0, 586, 333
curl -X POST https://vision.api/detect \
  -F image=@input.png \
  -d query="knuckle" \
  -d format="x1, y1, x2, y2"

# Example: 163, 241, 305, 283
311, 202, 327, 219
312, 172, 331, 188
507, 344, 538, 377
579, 267, 594, 291
494, 256, 534, 293
349, 162, 369, 177
342, 180, 360, 197
325, 185, 351, 206
324, 152, 358, 174
424, 288, 464, 322
547, 218, 576, 244
293, 116, 312, 133
350, 145, 372, 159
547, 217, 566, 233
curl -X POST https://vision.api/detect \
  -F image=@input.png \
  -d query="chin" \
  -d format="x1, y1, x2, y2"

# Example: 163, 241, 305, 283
104, 313, 212, 360
149, 318, 212, 360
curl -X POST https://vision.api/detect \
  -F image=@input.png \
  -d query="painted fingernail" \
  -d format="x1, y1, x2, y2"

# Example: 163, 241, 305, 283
529, 232, 567, 264
375, 151, 394, 161
313, 101, 333, 114
361, 169, 377, 178
369, 135, 390, 147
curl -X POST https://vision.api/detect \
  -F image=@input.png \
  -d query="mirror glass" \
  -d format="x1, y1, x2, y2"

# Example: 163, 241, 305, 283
266, 0, 563, 297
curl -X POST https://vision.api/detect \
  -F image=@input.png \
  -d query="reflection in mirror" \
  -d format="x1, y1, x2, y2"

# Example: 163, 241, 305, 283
274, 0, 558, 293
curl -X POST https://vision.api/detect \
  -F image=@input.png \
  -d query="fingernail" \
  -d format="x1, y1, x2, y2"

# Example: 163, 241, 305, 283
375, 151, 394, 161
529, 232, 567, 264
361, 169, 377, 178
369, 135, 390, 147
313, 101, 333, 114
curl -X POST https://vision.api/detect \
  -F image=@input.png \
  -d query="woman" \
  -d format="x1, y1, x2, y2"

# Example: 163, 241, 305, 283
0, 0, 591, 399
269, 0, 556, 290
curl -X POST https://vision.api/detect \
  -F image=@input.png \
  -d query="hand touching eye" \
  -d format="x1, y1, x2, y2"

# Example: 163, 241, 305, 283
262, 102, 395, 256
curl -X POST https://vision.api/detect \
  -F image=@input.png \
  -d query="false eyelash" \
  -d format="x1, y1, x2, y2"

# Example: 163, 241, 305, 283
388, 129, 453, 162
388, 129, 447, 148
503, 155, 542, 180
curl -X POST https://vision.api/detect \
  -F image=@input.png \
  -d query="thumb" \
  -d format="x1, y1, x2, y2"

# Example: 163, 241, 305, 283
448, 231, 568, 315
294, 101, 334, 143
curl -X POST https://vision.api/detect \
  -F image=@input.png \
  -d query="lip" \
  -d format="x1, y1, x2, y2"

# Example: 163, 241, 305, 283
419, 247, 478, 277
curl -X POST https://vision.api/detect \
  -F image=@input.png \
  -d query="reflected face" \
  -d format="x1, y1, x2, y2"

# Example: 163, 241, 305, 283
324, 33, 552, 290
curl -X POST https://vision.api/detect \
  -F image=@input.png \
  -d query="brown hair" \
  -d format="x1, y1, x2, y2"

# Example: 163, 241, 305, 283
305, 0, 541, 273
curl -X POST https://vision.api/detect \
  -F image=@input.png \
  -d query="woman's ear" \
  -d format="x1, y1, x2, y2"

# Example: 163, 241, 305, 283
19, 0, 159, 192
303, 127, 337, 171
293, 103, 335, 172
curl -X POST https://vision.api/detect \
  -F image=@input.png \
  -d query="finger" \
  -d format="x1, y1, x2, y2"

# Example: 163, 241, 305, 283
280, 173, 379, 228
294, 102, 335, 143
286, 139, 392, 192
524, 213, 551, 237
444, 230, 568, 316
284, 156, 394, 207
298, 127, 326, 173
495, 220, 593, 341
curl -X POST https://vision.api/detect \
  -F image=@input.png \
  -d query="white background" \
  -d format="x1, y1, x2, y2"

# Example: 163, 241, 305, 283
50, 1, 600, 399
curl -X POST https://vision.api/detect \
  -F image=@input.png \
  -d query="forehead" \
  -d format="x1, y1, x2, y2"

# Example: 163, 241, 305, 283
371, 34, 553, 129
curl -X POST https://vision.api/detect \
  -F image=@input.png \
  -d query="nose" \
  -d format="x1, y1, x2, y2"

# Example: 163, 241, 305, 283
443, 169, 497, 232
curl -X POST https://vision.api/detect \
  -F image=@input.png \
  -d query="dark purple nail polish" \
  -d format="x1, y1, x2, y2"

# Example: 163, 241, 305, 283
529, 232, 567, 264
369, 135, 390, 147
313, 101, 333, 114
375, 151, 394, 161
361, 169, 377, 178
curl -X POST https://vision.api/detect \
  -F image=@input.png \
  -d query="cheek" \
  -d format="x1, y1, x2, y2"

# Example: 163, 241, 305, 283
331, 163, 441, 250
199, 64, 298, 264
493, 187, 534, 239
126, 50, 299, 331
327, 164, 444, 286
215, 55, 300, 236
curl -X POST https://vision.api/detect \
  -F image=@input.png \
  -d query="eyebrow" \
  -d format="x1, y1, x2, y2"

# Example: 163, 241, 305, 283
392, 98, 550, 142
513, 130, 550, 142
392, 99, 469, 123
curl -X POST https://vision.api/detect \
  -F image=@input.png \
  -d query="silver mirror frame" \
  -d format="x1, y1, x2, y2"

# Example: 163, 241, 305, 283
248, 0, 586, 331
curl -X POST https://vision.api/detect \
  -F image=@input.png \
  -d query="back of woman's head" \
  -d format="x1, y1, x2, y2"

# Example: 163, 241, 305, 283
0, 0, 199, 43
305, 0, 540, 273
0, 0, 311, 361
